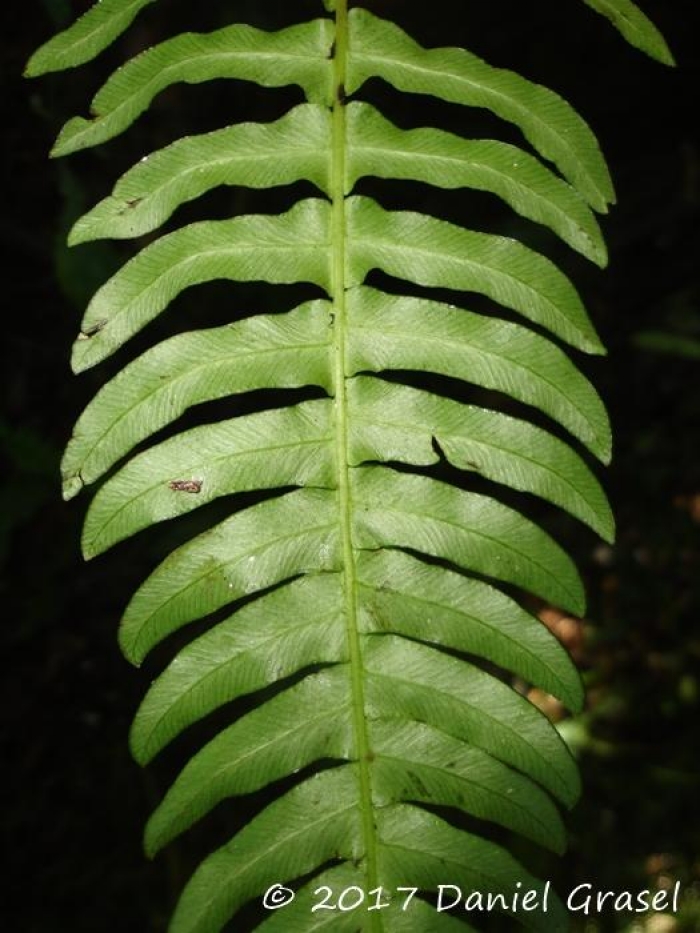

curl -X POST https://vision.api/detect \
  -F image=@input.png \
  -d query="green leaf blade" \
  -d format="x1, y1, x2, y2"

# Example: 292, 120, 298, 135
83, 400, 335, 556
71, 199, 332, 372
347, 9, 614, 210
346, 102, 607, 265
168, 768, 360, 933
347, 198, 604, 354
357, 549, 584, 713
131, 574, 346, 764
364, 636, 580, 807
119, 488, 341, 664
347, 287, 612, 463
348, 376, 614, 540
51, 20, 334, 156
145, 671, 353, 855
70, 105, 332, 244
62, 302, 333, 502
378, 805, 570, 932
353, 466, 585, 616
26, 0, 158, 76
371, 719, 567, 853
580, 0, 675, 64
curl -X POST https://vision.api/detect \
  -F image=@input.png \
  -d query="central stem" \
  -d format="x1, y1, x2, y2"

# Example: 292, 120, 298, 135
329, 0, 380, 912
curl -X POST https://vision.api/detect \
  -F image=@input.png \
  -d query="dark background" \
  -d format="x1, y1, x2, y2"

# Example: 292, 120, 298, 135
3, 1, 699, 930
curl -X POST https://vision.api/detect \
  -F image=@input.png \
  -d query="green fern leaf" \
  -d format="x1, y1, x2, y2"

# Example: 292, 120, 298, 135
579, 0, 675, 64
83, 400, 335, 555
25, 0, 159, 76
131, 575, 347, 764
62, 302, 334, 499
28, 0, 674, 929
346, 9, 615, 211
348, 378, 613, 540
69, 104, 333, 244
168, 767, 360, 933
346, 197, 603, 352
345, 102, 607, 266
347, 288, 612, 461
51, 20, 334, 156
71, 202, 332, 371
358, 550, 584, 711
119, 486, 341, 663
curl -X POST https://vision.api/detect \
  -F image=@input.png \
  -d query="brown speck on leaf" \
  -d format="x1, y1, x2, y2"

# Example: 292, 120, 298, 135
169, 479, 203, 494
118, 197, 143, 215
77, 320, 106, 340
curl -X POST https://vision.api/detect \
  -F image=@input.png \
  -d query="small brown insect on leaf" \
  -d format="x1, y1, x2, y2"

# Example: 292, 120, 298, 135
168, 479, 203, 494
77, 320, 106, 341
118, 197, 143, 215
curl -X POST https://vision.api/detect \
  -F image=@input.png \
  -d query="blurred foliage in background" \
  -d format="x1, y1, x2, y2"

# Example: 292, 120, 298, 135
3, 0, 699, 930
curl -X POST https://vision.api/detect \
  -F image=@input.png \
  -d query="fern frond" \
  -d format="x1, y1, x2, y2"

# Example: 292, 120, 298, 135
69, 104, 333, 244
25, 0, 159, 76
347, 288, 611, 460
71, 201, 332, 371
345, 103, 607, 266
51, 20, 334, 156
346, 9, 615, 211
579, 0, 675, 64
346, 197, 603, 352
29, 0, 673, 928
62, 302, 333, 499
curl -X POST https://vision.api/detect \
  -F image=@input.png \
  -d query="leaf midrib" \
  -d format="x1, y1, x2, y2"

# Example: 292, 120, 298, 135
329, 3, 382, 927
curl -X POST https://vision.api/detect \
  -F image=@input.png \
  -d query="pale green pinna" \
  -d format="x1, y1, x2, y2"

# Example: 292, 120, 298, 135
27, 1, 672, 930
